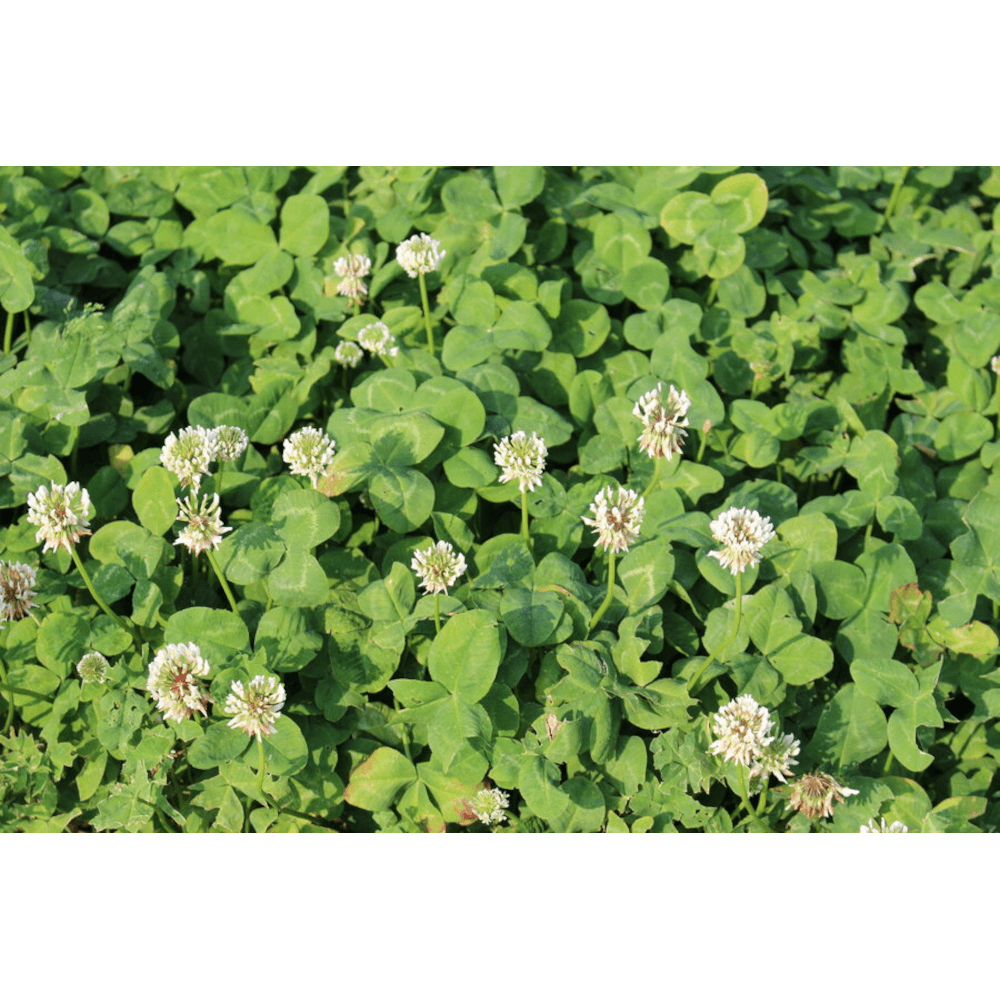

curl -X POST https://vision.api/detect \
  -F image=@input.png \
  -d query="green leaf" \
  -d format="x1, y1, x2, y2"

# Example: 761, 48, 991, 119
132, 465, 177, 536
499, 588, 563, 647
0, 225, 35, 311
271, 490, 340, 548
369, 466, 434, 533
550, 777, 606, 832
807, 683, 887, 769
517, 754, 569, 821
261, 715, 309, 776
693, 225, 745, 278
494, 166, 545, 209
343, 746, 417, 812
850, 658, 919, 707
711, 173, 769, 233
188, 208, 277, 266
268, 548, 330, 607
217, 523, 286, 584
255, 607, 322, 672
442, 172, 500, 222
188, 722, 250, 770
164, 607, 250, 667
279, 193, 329, 257
428, 609, 505, 703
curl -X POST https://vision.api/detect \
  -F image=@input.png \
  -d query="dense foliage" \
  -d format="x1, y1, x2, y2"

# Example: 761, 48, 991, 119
1, 165, 999, 832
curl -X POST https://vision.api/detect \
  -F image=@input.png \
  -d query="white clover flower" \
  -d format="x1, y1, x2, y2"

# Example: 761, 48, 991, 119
411, 540, 467, 596
332, 254, 371, 306
358, 321, 399, 358
76, 651, 110, 684
469, 787, 509, 826
147, 642, 211, 723
396, 233, 446, 278
748, 731, 800, 785
161, 426, 217, 492
283, 427, 337, 488
224, 675, 286, 742
213, 425, 248, 462
633, 382, 691, 461
494, 430, 547, 493
582, 485, 645, 554
708, 694, 774, 768
860, 817, 909, 833
174, 492, 232, 557
991, 356, 1000, 376
787, 772, 859, 820
0, 561, 37, 622
26, 481, 92, 554
334, 340, 364, 368
708, 506, 776, 575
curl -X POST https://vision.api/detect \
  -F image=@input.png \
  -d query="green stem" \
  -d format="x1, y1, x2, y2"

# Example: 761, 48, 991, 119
884, 166, 910, 223
588, 549, 617, 634
696, 429, 708, 464
864, 520, 874, 548
737, 766, 753, 820
0, 657, 15, 732
71, 545, 134, 635
257, 737, 266, 798
520, 489, 530, 543
882, 749, 895, 776
756, 783, 769, 818
434, 591, 441, 634
3, 311, 12, 354
216, 462, 225, 499
705, 279, 718, 308
688, 570, 744, 693
206, 549, 239, 614
641, 457, 662, 499
418, 272, 435, 357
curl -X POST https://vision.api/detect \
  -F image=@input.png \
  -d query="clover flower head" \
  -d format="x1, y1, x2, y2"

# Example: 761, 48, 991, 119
708, 694, 774, 768
632, 382, 691, 460
396, 233, 446, 278
161, 426, 217, 492
283, 427, 337, 488
225, 675, 286, 742
469, 787, 509, 826
212, 425, 248, 462
411, 540, 467, 596
332, 254, 371, 306
582, 485, 645, 554
708, 506, 776, 575
334, 340, 364, 368
147, 642, 211, 723
860, 817, 909, 833
26, 481, 92, 554
174, 492, 232, 557
76, 651, 110, 684
358, 321, 399, 358
787, 772, 859, 820
494, 430, 547, 493
0, 561, 38, 622
748, 731, 800, 785
991, 356, 1000, 376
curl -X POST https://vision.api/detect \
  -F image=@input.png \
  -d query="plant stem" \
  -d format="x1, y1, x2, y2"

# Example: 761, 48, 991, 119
216, 462, 225, 499
3, 311, 12, 354
696, 429, 708, 464
257, 738, 266, 798
884, 166, 910, 223
588, 549, 617, 634
520, 489, 530, 543
434, 591, 441, 634
882, 749, 895, 776
641, 457, 661, 499
70, 545, 134, 635
737, 766, 753, 820
688, 570, 744, 693
756, 783, 769, 818
0, 658, 14, 732
418, 272, 435, 356
206, 549, 239, 614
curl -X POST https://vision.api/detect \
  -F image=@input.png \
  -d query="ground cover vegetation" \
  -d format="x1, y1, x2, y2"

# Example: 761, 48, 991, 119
1, 165, 999, 833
